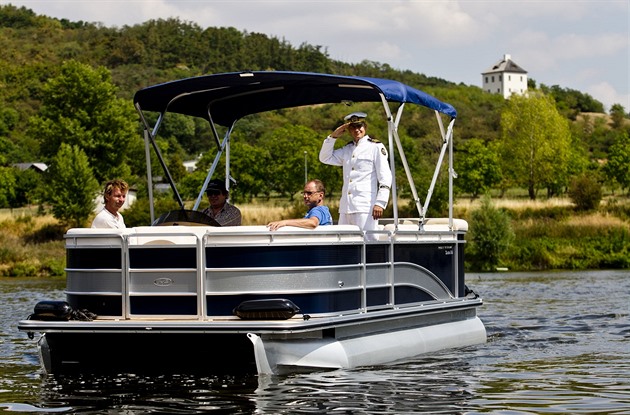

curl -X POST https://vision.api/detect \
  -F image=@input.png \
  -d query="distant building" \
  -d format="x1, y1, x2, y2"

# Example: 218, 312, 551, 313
183, 154, 203, 172
482, 54, 528, 99
154, 183, 172, 193
12, 162, 48, 173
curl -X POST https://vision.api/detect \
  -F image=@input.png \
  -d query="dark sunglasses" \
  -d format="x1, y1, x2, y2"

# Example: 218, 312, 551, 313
302, 191, 321, 196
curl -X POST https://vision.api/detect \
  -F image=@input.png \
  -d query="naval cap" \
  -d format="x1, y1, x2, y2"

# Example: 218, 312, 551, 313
344, 112, 367, 124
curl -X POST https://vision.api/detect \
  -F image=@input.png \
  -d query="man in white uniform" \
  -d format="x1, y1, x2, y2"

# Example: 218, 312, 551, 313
91, 179, 128, 228
319, 112, 392, 235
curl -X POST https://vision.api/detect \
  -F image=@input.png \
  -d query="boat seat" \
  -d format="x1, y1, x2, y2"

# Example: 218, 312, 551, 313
424, 218, 468, 232
130, 226, 204, 245
374, 219, 468, 242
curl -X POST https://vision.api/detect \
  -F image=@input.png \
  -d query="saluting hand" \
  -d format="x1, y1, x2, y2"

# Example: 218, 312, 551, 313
330, 123, 348, 139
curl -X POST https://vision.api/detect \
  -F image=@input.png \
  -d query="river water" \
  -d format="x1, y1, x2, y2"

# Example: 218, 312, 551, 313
1, 270, 628, 414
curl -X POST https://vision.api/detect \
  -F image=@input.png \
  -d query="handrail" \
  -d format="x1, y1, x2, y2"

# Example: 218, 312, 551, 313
63, 223, 463, 319
202, 227, 365, 246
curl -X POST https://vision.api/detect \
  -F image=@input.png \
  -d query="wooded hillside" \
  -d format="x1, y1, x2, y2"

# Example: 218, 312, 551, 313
1, 4, 628, 217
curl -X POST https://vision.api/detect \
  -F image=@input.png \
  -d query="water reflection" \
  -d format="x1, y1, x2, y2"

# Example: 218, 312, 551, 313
27, 354, 478, 414
254, 356, 476, 414
36, 373, 260, 414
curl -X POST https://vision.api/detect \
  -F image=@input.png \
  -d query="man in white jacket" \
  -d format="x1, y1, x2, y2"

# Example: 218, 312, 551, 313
319, 112, 392, 235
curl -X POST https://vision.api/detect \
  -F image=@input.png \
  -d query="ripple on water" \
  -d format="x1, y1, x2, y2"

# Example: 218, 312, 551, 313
0, 272, 629, 414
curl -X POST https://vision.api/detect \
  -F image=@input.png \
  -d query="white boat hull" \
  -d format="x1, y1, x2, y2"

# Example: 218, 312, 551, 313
249, 316, 486, 374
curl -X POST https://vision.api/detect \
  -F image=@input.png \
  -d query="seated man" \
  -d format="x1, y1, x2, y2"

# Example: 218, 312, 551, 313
202, 179, 242, 226
267, 179, 333, 230
92, 179, 129, 229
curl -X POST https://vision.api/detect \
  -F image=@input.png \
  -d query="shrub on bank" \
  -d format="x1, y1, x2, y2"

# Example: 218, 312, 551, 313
466, 197, 514, 272
569, 174, 602, 211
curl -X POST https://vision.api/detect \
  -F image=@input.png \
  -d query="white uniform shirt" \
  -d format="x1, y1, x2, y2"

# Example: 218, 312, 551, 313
319, 134, 392, 214
91, 208, 126, 229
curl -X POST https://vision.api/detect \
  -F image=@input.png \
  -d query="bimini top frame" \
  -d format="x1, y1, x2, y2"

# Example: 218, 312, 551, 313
133, 71, 457, 229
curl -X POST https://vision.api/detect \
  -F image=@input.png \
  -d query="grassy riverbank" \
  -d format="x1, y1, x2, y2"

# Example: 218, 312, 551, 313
456, 197, 630, 271
1, 197, 629, 277
0, 212, 65, 277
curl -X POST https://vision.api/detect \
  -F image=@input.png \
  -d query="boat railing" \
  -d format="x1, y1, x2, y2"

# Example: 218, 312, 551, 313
64, 221, 465, 320
203, 225, 378, 317
65, 228, 129, 317
126, 227, 204, 319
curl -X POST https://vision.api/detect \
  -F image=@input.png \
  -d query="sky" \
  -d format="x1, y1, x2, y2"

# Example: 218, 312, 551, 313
2, 0, 629, 112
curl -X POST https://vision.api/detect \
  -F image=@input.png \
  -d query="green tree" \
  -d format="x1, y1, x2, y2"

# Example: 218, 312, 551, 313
29, 60, 138, 183
609, 104, 627, 130
0, 167, 17, 208
454, 138, 502, 198
168, 153, 187, 184
157, 112, 200, 155
229, 140, 272, 201
45, 143, 99, 228
467, 196, 514, 271
498, 93, 572, 199
13, 168, 44, 207
571, 114, 615, 160
603, 131, 630, 193
539, 84, 605, 116
258, 124, 329, 198
177, 169, 208, 201
0, 4, 39, 28
0, 106, 19, 137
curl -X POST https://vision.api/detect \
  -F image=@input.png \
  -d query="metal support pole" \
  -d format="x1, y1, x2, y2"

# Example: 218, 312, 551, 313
143, 129, 155, 223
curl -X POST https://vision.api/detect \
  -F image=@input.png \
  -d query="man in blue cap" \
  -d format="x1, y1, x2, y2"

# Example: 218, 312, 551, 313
319, 112, 392, 236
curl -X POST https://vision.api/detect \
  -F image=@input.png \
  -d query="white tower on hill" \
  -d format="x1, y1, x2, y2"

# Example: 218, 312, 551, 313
482, 54, 528, 99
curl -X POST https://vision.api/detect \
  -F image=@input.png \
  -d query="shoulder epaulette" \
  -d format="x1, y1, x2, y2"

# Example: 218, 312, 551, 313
368, 137, 381, 143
